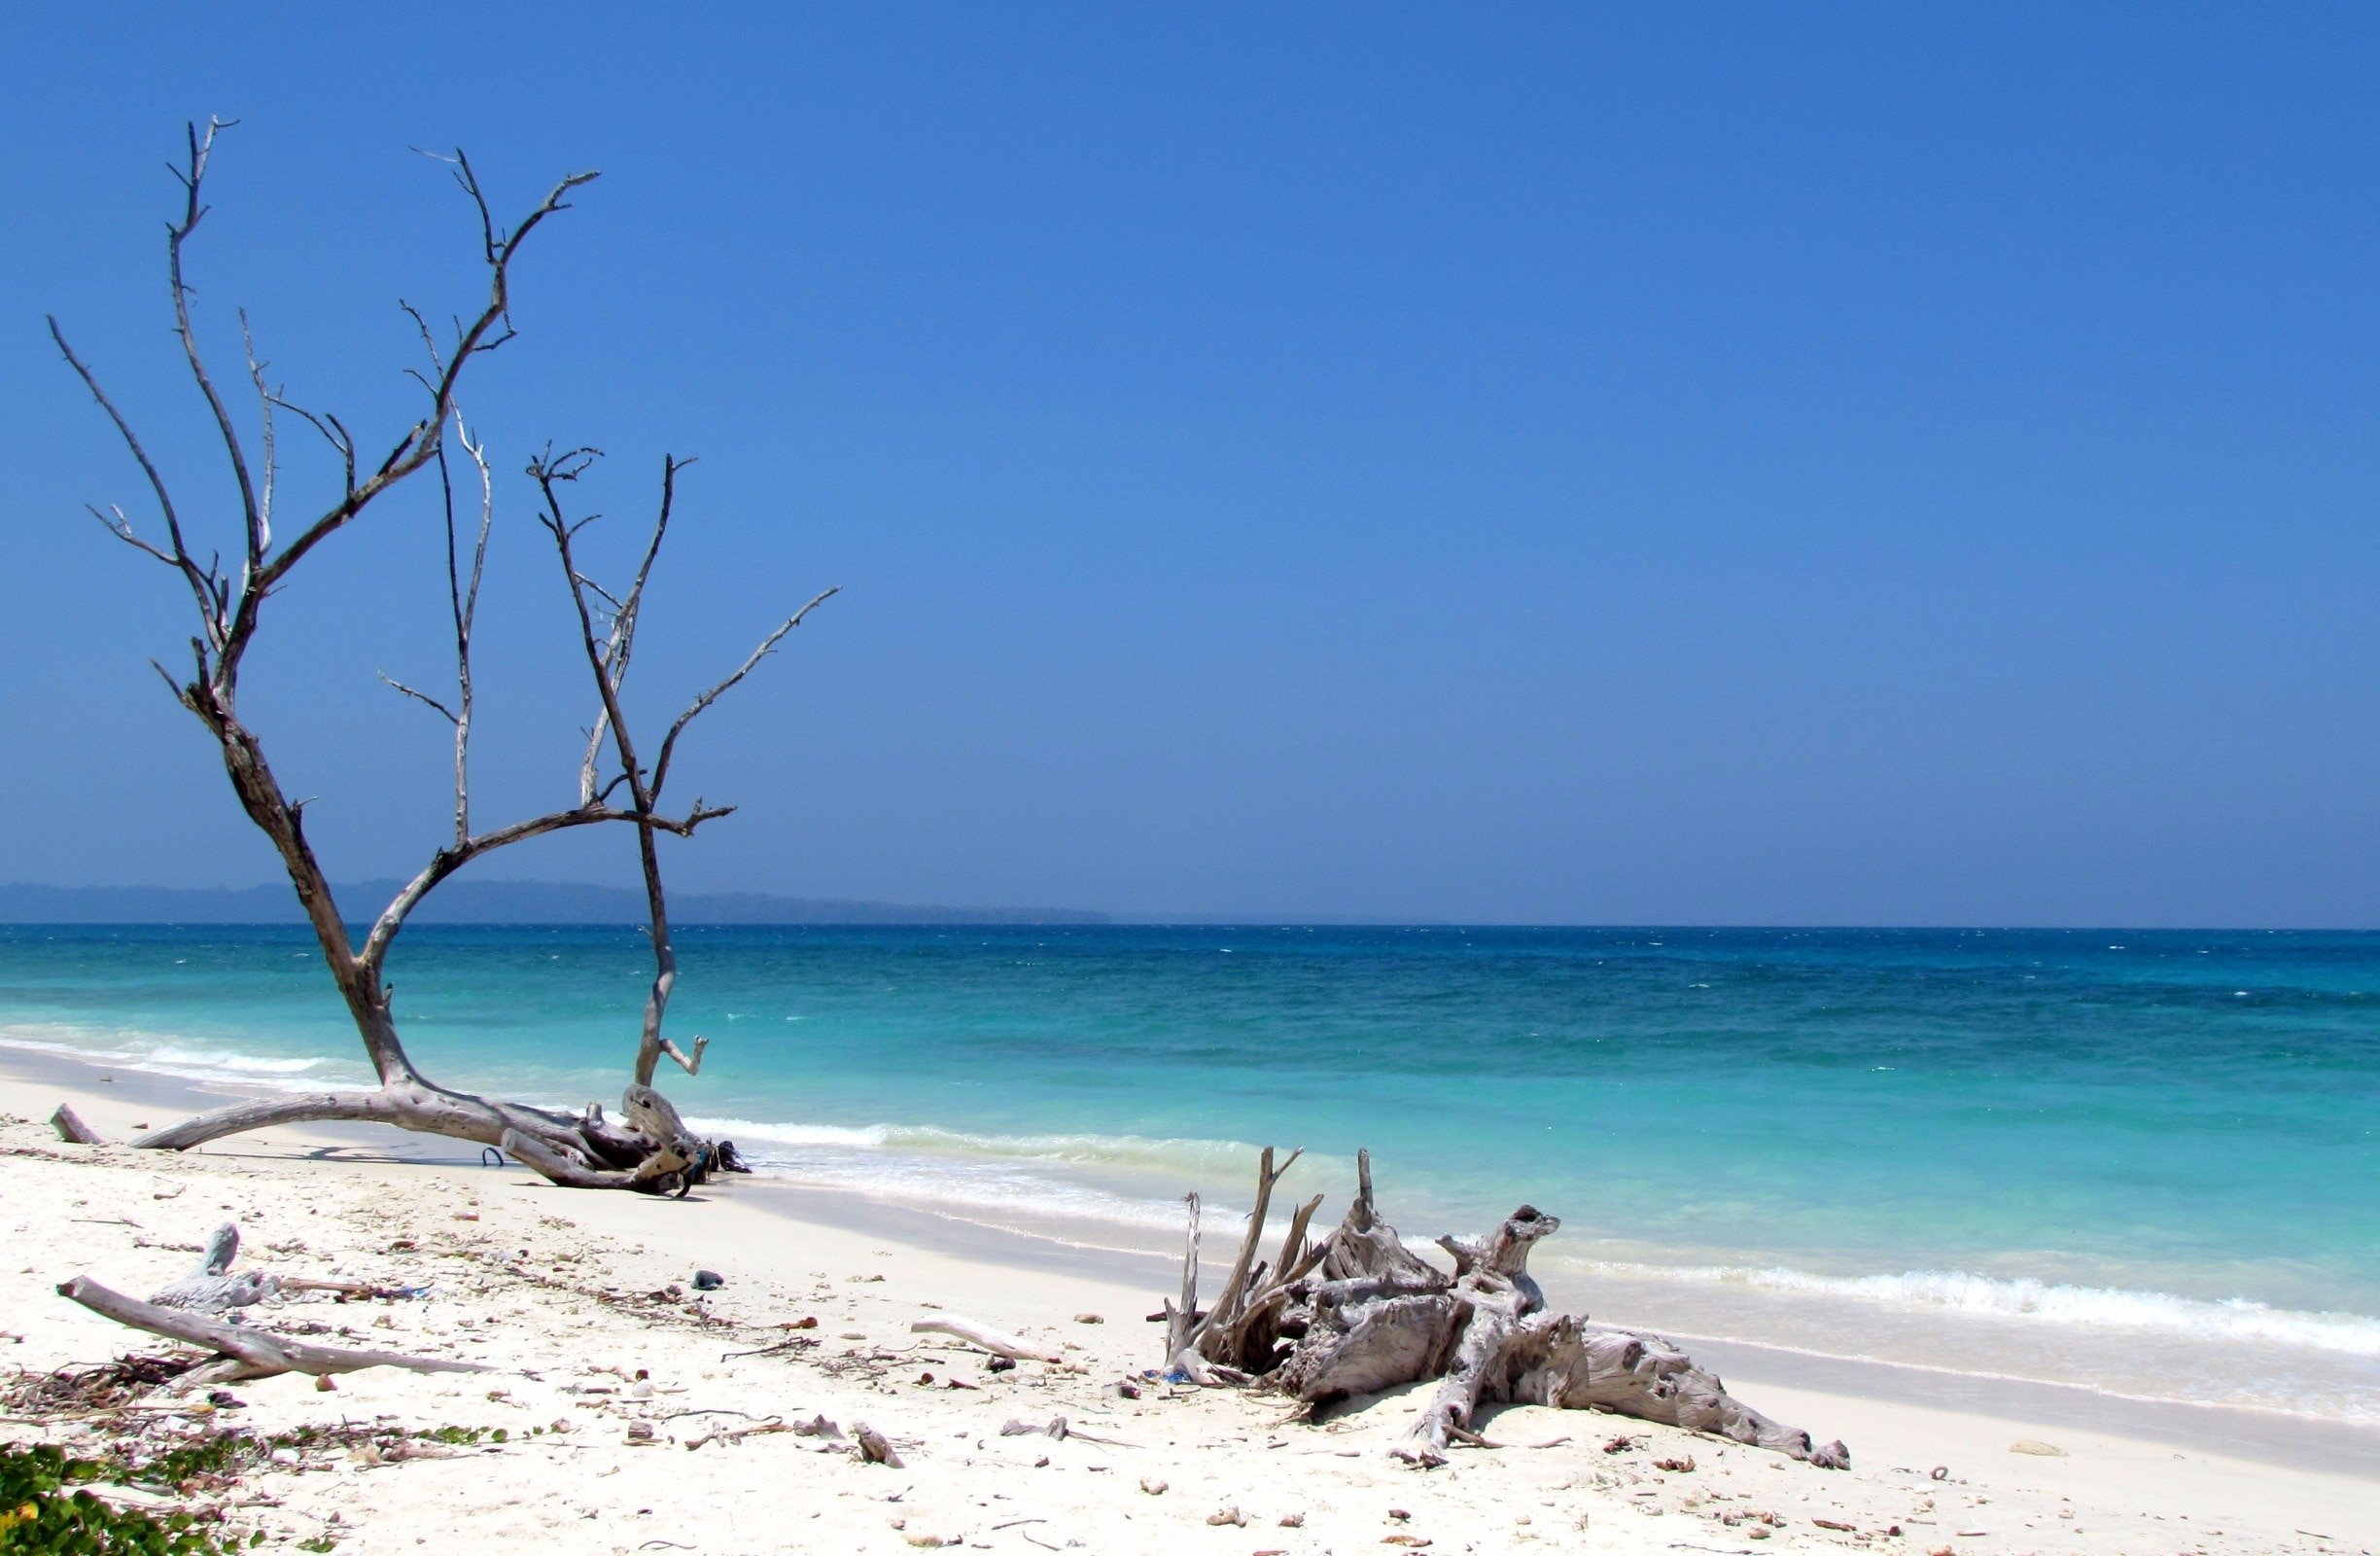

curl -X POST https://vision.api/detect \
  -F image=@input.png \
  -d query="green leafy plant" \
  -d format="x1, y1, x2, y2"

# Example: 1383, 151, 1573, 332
0, 1444, 238, 1554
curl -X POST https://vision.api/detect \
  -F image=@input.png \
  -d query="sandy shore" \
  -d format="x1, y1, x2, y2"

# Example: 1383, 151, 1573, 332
1, 1063, 2373, 1556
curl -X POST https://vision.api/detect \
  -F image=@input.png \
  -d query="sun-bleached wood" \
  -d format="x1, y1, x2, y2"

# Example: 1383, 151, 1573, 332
909, 1315, 1064, 1363
1172, 1150, 1849, 1471
58, 1276, 487, 1387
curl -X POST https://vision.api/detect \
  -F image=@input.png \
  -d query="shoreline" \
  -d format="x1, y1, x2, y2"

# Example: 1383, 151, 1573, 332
3, 1056, 2377, 1552
7, 1043, 2379, 1483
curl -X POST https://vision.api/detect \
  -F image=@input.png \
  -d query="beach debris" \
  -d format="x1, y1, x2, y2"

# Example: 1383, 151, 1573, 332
851, 1421, 903, 1467
791, 1414, 843, 1439
2008, 1438, 2065, 1457
1162, 1149, 1850, 1472
1929, 1465, 1950, 1480
1655, 1454, 1696, 1472
314, 1374, 335, 1393
1814, 1517, 1855, 1531
909, 1314, 1064, 1363
1207, 1505, 1248, 1527
151, 1224, 278, 1313
51, 1103, 104, 1145
692, 1269, 724, 1291
57, 1275, 489, 1391
1073, 1312, 1103, 1324
1603, 1435, 1641, 1455
1278, 1512, 1306, 1527
999, 1416, 1071, 1441
1138, 1478, 1168, 1496
625, 1422, 657, 1445
1116, 1378, 1142, 1398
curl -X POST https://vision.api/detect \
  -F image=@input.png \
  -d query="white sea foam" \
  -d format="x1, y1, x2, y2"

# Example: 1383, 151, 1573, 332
0, 1023, 359, 1091
1573, 1257, 2380, 1358
686, 1114, 1266, 1180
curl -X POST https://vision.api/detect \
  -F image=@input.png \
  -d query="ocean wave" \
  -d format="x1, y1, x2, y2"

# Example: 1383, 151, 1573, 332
1574, 1257, 2380, 1357
684, 1114, 1271, 1180
0, 1023, 359, 1091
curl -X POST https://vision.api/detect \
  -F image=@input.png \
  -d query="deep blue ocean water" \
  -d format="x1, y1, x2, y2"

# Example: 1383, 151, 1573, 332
4, 923, 2376, 1418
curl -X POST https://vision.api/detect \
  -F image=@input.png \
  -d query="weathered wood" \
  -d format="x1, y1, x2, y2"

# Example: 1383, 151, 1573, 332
909, 1314, 1063, 1363
1169, 1156, 1848, 1471
850, 1421, 903, 1467
51, 1104, 103, 1145
1162, 1192, 1203, 1364
1502, 1318, 1847, 1466
58, 1276, 488, 1383
1188, 1148, 1303, 1360
152, 1222, 279, 1314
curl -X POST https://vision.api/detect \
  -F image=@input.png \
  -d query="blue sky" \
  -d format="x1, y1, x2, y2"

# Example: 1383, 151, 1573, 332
4, 4, 2378, 924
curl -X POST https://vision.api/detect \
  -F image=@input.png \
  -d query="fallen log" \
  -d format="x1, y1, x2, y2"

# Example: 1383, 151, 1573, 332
57, 1276, 489, 1389
1169, 1149, 1848, 1471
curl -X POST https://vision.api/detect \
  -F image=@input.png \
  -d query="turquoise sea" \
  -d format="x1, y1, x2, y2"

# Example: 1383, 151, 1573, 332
3, 923, 2376, 1424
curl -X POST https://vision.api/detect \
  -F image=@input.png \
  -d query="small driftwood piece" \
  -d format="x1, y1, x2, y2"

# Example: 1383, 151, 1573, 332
909, 1315, 1063, 1363
850, 1420, 903, 1467
1169, 1149, 1849, 1471
58, 1276, 488, 1389
151, 1223, 278, 1314
51, 1104, 104, 1145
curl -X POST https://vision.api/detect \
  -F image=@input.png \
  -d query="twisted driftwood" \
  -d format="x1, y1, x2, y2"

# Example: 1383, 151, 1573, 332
59, 1277, 487, 1392
151, 1223, 276, 1314
1171, 1149, 1849, 1470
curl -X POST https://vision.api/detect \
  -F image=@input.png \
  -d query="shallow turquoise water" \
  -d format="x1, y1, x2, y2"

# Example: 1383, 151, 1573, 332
4, 924, 2376, 1415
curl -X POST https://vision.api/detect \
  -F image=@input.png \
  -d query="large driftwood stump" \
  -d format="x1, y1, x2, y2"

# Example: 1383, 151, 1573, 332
1174, 1149, 1848, 1471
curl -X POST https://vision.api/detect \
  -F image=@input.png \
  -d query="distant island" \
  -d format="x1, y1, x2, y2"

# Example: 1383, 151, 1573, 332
0, 880, 1109, 926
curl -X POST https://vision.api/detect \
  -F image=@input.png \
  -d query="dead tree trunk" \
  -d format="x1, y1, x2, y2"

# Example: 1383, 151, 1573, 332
51, 123, 830, 1189
1172, 1150, 1849, 1471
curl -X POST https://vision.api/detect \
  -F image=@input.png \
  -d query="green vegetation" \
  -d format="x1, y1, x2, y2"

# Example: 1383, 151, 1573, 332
0, 1444, 247, 1554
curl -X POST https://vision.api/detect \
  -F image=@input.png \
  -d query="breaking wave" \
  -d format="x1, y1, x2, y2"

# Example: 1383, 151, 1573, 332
1575, 1258, 2380, 1358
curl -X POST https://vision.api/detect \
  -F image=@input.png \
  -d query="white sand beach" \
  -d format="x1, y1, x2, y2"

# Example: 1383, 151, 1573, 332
2, 1060, 2373, 1556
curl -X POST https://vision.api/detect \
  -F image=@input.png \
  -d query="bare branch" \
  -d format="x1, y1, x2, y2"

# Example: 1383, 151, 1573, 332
651, 586, 840, 797
355, 799, 726, 973
220, 163, 600, 679
376, 672, 458, 725
238, 310, 274, 558
446, 414, 495, 841
51, 321, 225, 652
270, 395, 357, 495
165, 119, 266, 587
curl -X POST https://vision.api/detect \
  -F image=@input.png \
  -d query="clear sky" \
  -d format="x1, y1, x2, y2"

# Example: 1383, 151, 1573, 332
4, 4, 2377, 926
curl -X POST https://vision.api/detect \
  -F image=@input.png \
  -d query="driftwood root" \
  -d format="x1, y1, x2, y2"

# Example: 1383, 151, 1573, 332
1167, 1149, 1846, 1470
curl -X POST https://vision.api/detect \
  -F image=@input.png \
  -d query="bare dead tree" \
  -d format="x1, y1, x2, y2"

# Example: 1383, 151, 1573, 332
50, 120, 832, 1190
